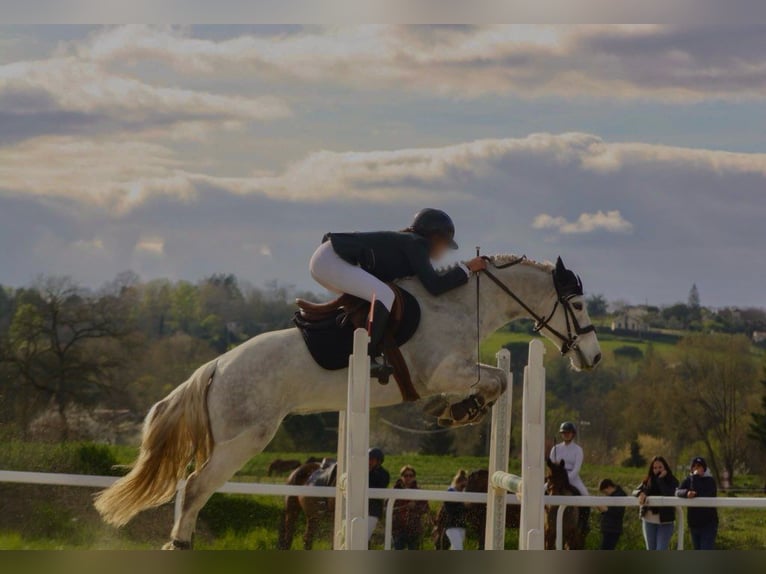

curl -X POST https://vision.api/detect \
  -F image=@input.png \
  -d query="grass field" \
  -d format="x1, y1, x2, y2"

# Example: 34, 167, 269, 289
479, 329, 679, 364
1, 447, 765, 550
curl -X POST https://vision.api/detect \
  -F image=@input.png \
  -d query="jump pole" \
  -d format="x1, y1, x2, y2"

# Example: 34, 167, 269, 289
485, 348, 513, 550
520, 339, 546, 550
335, 327, 370, 550
486, 339, 546, 550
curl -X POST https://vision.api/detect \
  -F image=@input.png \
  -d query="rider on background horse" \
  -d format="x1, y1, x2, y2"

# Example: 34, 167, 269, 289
310, 208, 487, 379
550, 421, 591, 536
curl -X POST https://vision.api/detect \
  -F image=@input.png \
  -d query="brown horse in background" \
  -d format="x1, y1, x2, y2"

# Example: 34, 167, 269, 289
277, 459, 337, 549
268, 459, 302, 476
433, 469, 520, 549
545, 458, 586, 550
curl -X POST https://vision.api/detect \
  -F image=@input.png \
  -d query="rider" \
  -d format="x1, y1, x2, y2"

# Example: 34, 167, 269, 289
311, 208, 487, 379
550, 421, 591, 533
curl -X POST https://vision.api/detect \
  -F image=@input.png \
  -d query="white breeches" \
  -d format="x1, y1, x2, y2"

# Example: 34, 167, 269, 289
309, 241, 395, 311
445, 527, 466, 550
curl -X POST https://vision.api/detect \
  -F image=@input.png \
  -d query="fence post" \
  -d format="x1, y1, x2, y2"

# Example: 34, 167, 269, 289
333, 410, 347, 550
343, 328, 370, 550
485, 349, 513, 550
520, 339, 546, 550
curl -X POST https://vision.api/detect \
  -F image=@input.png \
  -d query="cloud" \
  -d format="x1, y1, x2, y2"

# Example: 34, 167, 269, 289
65, 24, 766, 101
4, 131, 766, 213
0, 53, 290, 144
135, 236, 164, 255
533, 210, 634, 234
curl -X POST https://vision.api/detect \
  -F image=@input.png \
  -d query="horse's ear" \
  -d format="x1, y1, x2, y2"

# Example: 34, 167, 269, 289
559, 460, 566, 469
555, 256, 566, 275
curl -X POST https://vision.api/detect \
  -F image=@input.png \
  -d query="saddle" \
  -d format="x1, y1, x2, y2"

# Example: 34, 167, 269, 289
293, 284, 421, 402
307, 458, 338, 487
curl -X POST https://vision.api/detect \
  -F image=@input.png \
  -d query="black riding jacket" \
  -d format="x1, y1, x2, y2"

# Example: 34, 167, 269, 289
322, 231, 468, 296
600, 486, 627, 533
677, 474, 719, 528
369, 465, 391, 518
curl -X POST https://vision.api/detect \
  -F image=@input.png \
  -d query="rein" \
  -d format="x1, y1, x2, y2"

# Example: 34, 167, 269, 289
478, 257, 595, 358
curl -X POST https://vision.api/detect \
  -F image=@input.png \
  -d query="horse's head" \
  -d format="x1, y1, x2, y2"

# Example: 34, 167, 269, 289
545, 458, 571, 495
464, 469, 489, 493
538, 256, 601, 371
482, 255, 601, 371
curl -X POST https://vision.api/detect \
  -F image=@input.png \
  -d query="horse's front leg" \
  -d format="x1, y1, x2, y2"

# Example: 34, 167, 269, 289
424, 361, 508, 427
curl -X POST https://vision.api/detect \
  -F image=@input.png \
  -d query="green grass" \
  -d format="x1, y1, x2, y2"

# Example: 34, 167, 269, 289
479, 329, 679, 364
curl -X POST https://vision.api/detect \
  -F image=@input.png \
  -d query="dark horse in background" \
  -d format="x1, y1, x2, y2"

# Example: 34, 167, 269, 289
277, 459, 337, 549
545, 458, 587, 550
433, 469, 520, 549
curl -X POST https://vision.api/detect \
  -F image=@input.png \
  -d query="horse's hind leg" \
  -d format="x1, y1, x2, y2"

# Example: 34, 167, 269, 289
165, 425, 276, 548
302, 502, 319, 550
278, 496, 301, 550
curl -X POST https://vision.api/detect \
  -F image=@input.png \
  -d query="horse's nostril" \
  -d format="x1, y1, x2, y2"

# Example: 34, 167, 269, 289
593, 352, 602, 365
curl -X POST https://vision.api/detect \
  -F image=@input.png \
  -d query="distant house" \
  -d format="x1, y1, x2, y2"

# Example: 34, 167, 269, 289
754, 331, 766, 344
611, 308, 648, 334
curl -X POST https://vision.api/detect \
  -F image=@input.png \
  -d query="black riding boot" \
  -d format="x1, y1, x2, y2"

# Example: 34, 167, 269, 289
368, 300, 394, 382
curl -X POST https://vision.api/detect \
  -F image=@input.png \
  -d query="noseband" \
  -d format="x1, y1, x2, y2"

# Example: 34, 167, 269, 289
480, 258, 596, 357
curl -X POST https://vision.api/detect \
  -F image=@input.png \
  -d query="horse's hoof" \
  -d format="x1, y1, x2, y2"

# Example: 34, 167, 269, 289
448, 395, 487, 426
162, 539, 192, 550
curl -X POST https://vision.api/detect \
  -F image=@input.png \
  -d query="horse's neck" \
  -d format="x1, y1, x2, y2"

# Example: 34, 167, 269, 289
474, 262, 556, 338
401, 260, 554, 347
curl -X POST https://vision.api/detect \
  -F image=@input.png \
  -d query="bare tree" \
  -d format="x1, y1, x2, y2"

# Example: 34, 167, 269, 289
671, 334, 759, 485
1, 276, 132, 438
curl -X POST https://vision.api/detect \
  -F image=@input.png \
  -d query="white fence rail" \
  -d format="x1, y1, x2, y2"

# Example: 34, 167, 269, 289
0, 468, 516, 550
2, 469, 766, 549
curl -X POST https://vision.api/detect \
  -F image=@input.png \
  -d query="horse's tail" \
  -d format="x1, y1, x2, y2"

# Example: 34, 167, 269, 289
94, 360, 217, 527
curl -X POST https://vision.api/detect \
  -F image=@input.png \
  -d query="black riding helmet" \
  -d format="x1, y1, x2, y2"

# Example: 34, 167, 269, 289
368, 447, 385, 464
410, 208, 459, 249
559, 421, 577, 434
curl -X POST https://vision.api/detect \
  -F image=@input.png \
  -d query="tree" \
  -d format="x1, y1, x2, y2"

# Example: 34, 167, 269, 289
669, 334, 759, 485
688, 284, 702, 326
688, 284, 701, 310
586, 294, 608, 318
622, 439, 647, 468
0, 276, 131, 438
749, 363, 766, 455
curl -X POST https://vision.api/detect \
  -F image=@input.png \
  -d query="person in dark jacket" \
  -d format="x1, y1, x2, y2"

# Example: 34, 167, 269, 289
634, 456, 679, 550
441, 469, 469, 550
676, 456, 718, 550
392, 465, 431, 550
367, 447, 390, 543
597, 479, 626, 549
310, 208, 487, 379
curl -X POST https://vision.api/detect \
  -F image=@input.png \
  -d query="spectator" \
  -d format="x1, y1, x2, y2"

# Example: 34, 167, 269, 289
550, 421, 590, 533
368, 447, 390, 543
442, 469, 469, 550
597, 478, 626, 550
392, 465, 431, 550
676, 456, 718, 550
633, 455, 679, 550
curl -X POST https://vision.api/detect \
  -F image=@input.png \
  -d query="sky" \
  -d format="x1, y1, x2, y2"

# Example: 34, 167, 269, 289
0, 24, 765, 307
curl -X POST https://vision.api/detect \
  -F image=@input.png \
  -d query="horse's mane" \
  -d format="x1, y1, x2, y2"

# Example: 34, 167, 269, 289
486, 254, 554, 272
433, 254, 554, 275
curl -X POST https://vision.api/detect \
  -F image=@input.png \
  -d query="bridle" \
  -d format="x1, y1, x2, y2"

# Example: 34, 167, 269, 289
479, 257, 596, 357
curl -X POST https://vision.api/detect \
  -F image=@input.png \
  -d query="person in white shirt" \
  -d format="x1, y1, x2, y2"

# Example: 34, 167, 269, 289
550, 421, 591, 534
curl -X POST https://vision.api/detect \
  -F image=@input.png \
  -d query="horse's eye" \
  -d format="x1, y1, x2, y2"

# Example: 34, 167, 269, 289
572, 302, 583, 311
